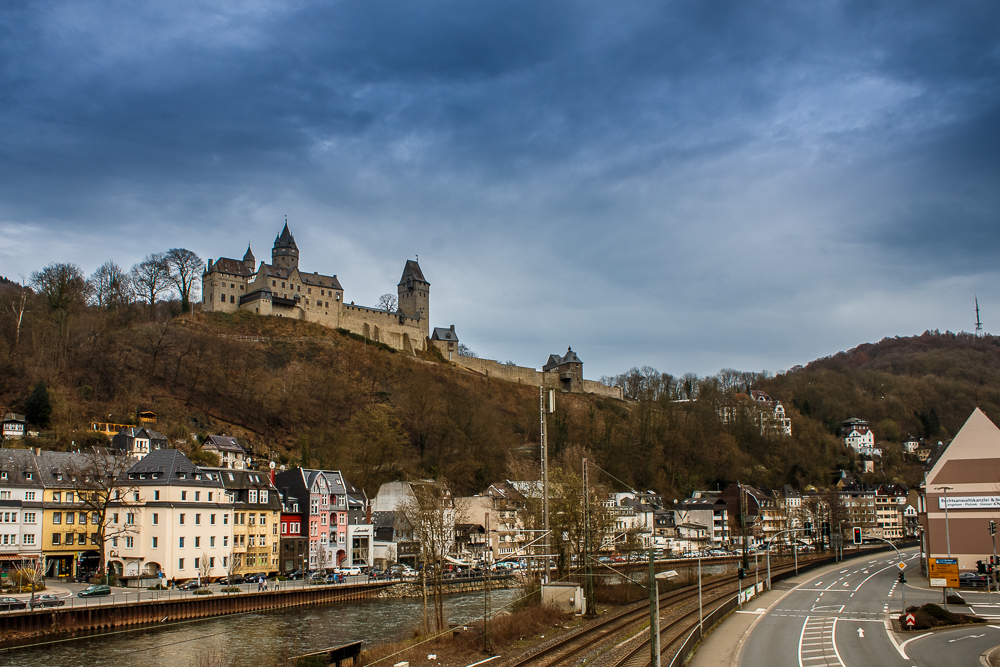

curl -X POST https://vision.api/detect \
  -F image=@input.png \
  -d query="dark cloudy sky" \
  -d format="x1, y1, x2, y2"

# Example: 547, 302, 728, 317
1, 1, 998, 378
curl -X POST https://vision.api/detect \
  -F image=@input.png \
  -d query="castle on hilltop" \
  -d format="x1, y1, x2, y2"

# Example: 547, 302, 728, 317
202, 224, 430, 353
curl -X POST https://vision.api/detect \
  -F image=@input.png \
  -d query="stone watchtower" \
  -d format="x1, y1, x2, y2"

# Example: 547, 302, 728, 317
242, 244, 255, 271
272, 223, 299, 270
397, 259, 429, 323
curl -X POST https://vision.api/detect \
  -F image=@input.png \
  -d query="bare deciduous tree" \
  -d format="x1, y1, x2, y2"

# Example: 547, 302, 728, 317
131, 253, 173, 312
377, 293, 398, 312
164, 248, 204, 313
398, 481, 463, 633
4, 276, 29, 354
90, 261, 134, 311
64, 449, 142, 581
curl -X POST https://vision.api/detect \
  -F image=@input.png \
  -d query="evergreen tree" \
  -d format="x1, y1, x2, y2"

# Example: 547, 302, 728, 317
24, 382, 52, 428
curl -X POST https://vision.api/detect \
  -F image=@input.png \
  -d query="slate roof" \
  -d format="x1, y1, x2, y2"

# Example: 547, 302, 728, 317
543, 347, 583, 371
0, 449, 42, 488
112, 427, 168, 450
398, 260, 427, 285
243, 245, 255, 263
209, 257, 254, 277
274, 223, 297, 248
431, 327, 458, 342
203, 435, 246, 454
126, 449, 223, 487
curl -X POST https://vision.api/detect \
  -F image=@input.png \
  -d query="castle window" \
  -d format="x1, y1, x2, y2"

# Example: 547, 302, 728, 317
231, 283, 235, 289
297, 285, 300, 291
306, 300, 309, 305
282, 282, 286, 288
221, 293, 226, 302
320, 290, 324, 296
307, 288, 311, 294
230, 295, 235, 303
272, 280, 276, 286
210, 293, 213, 301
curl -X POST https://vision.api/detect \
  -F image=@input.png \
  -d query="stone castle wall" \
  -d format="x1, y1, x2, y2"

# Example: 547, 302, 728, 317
452, 356, 623, 399
338, 304, 426, 353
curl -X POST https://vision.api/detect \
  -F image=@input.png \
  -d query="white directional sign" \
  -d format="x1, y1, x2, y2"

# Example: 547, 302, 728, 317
857, 628, 865, 638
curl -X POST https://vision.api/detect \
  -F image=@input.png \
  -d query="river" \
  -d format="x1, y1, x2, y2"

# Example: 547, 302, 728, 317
1, 588, 521, 667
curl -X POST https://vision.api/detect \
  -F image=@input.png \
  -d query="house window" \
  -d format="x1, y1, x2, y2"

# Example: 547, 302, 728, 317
195, 513, 201, 525
66, 513, 74, 525
260, 490, 268, 503
52, 492, 61, 502
194, 557, 201, 569
154, 490, 160, 500
178, 558, 185, 570
210, 557, 215, 567
208, 492, 213, 501
210, 514, 216, 525
52, 534, 60, 545
152, 513, 158, 525
249, 535, 255, 547
53, 512, 62, 525
224, 514, 229, 525
181, 491, 187, 501
179, 537, 185, 548
23, 534, 34, 545
152, 536, 158, 548
133, 492, 139, 502
223, 535, 229, 547
126, 513, 135, 525
260, 513, 266, 524
25, 492, 35, 501
249, 490, 258, 504
195, 491, 200, 502
24, 512, 35, 523
281, 523, 287, 535
195, 536, 201, 548
179, 514, 185, 525
210, 536, 215, 547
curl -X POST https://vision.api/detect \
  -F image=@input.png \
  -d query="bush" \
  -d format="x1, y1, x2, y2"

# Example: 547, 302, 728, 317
946, 594, 966, 605
193, 589, 213, 595
901, 603, 985, 630
148, 584, 167, 590
221, 586, 241, 593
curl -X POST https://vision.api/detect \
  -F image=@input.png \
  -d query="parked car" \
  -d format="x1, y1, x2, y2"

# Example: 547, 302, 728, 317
178, 580, 202, 590
0, 596, 27, 611
959, 572, 989, 588
28, 594, 65, 609
219, 574, 245, 585
77, 584, 112, 597
244, 572, 267, 582
345, 567, 362, 576
286, 569, 305, 580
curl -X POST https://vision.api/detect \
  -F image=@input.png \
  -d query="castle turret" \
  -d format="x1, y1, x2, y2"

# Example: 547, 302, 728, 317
243, 244, 255, 271
397, 259, 429, 325
272, 222, 299, 270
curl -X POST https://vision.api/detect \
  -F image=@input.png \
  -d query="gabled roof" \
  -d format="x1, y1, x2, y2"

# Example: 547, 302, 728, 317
431, 327, 458, 342
2, 413, 25, 423
926, 408, 1000, 485
0, 449, 42, 488
299, 272, 343, 290
209, 257, 254, 277
203, 435, 246, 454
398, 260, 427, 285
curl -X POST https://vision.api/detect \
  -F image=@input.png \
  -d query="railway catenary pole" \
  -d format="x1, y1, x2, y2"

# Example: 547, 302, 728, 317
649, 544, 660, 667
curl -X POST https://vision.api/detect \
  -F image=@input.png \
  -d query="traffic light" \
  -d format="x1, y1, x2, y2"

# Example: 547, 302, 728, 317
978, 560, 986, 574
991, 520, 997, 536
852, 527, 862, 544
738, 567, 746, 579
898, 572, 906, 584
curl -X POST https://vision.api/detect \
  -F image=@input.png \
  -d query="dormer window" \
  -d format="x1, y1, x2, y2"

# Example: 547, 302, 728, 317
24, 472, 32, 480
0, 472, 6, 480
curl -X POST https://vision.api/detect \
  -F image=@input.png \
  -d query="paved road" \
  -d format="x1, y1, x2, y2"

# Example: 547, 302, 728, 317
733, 548, 1000, 667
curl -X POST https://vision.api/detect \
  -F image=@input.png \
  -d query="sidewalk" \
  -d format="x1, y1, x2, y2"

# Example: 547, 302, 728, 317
687, 583, 790, 667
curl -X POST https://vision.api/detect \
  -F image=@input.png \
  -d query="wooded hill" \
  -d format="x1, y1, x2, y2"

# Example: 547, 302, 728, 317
0, 276, 992, 500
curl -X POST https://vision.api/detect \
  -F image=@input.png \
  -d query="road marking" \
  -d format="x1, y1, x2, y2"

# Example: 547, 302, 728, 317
948, 633, 986, 642
857, 628, 864, 638
830, 617, 845, 666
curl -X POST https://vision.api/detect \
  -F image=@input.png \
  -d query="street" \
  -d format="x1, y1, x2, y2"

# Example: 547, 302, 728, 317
736, 547, 1000, 667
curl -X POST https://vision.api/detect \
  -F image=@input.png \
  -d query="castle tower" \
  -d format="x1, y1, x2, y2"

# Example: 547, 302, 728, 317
397, 259, 429, 324
272, 222, 300, 271
242, 244, 255, 271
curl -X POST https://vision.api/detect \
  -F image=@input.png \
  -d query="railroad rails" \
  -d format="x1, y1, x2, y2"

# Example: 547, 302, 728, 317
505, 557, 818, 667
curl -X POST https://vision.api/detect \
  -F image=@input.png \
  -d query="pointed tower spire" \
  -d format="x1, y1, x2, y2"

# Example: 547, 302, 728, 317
272, 218, 299, 270
243, 243, 255, 271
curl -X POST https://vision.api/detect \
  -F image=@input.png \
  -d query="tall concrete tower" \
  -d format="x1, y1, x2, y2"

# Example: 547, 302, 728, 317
272, 222, 299, 271
397, 259, 429, 323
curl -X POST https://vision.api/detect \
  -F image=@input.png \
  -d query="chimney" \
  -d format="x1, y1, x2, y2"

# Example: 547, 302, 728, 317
450, 324, 455, 332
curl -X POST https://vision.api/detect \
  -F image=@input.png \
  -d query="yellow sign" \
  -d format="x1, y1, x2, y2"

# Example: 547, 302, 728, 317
928, 557, 959, 588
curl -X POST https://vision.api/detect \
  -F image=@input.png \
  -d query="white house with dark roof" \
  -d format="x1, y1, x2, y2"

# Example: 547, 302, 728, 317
431, 325, 459, 360
112, 427, 168, 459
842, 417, 881, 457
1, 414, 26, 441
111, 449, 231, 582
0, 450, 43, 566
202, 435, 248, 470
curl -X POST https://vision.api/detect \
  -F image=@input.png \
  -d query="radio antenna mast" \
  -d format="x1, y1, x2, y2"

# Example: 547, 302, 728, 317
976, 296, 983, 337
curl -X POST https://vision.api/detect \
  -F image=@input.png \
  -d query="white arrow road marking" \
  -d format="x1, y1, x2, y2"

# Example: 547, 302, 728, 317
857, 628, 864, 638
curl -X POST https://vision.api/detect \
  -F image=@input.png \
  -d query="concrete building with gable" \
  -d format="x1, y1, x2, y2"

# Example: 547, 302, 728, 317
842, 417, 881, 457
202, 435, 248, 470
203, 223, 430, 353
919, 408, 1000, 573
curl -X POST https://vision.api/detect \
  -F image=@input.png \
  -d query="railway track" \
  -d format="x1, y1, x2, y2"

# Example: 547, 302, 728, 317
506, 557, 817, 667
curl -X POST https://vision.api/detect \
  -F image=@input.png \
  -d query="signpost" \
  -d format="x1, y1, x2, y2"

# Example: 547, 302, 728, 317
928, 557, 959, 589
905, 612, 916, 629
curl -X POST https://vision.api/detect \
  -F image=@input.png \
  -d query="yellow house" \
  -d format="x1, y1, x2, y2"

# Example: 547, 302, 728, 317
208, 468, 281, 575
37, 451, 103, 578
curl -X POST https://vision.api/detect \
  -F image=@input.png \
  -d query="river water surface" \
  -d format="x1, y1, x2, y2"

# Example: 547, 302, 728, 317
2, 588, 521, 667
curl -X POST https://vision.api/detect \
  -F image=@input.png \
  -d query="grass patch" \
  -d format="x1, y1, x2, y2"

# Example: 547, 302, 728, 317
900, 603, 985, 630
